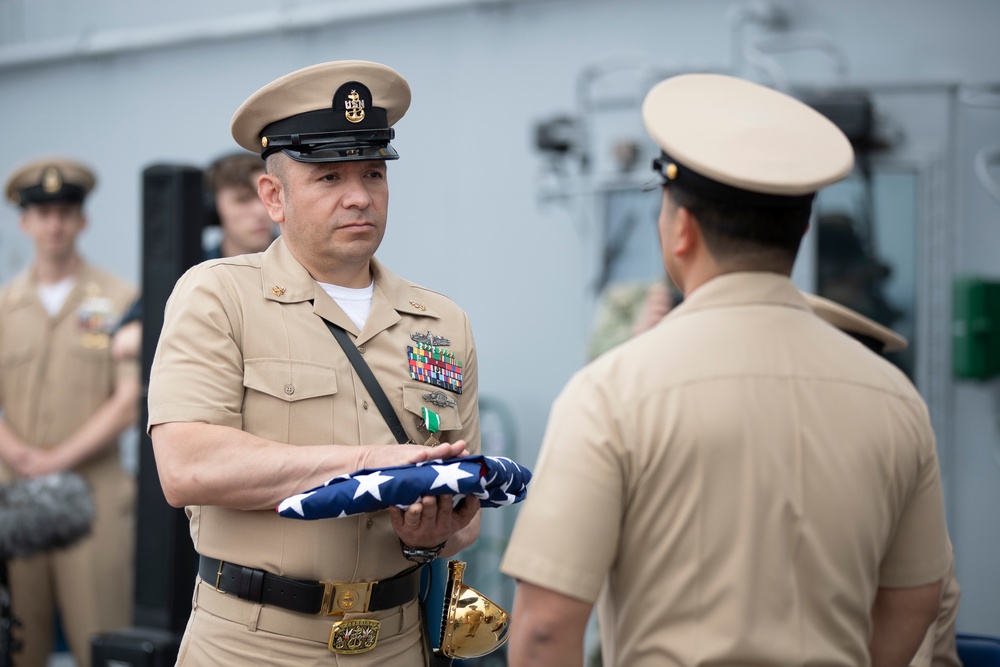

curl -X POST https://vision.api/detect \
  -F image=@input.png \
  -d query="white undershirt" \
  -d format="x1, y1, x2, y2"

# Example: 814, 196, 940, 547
318, 279, 375, 331
37, 276, 76, 317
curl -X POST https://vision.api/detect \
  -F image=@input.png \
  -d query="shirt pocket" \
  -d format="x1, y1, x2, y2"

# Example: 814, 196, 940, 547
401, 386, 464, 436
0, 345, 36, 405
68, 340, 115, 401
0, 344, 36, 370
243, 359, 339, 444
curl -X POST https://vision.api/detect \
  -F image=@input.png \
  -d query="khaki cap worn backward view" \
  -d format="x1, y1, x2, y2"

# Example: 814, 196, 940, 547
4, 157, 97, 207
230, 60, 411, 164
641, 73, 854, 206
804, 292, 908, 354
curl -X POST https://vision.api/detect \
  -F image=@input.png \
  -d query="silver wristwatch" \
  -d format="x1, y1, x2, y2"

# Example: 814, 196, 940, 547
399, 539, 446, 564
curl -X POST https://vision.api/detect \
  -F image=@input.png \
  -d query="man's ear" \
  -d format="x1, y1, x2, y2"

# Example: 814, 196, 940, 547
671, 206, 700, 258
258, 173, 285, 224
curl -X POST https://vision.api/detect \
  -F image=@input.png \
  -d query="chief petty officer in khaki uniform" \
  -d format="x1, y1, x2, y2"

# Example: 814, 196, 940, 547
501, 73, 950, 667
147, 61, 481, 665
804, 294, 962, 667
0, 158, 138, 667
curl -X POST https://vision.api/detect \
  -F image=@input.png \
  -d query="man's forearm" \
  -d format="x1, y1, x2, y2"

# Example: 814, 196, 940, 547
52, 375, 140, 469
152, 421, 373, 511
508, 581, 591, 667
0, 418, 31, 467
870, 581, 943, 667
152, 421, 471, 512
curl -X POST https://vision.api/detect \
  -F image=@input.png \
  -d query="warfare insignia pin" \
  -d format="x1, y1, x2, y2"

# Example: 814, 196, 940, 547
408, 343, 463, 394
423, 390, 458, 409
411, 331, 451, 347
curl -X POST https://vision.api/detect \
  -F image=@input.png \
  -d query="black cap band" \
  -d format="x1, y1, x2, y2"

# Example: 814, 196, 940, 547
650, 152, 815, 210
258, 81, 398, 162
18, 183, 86, 207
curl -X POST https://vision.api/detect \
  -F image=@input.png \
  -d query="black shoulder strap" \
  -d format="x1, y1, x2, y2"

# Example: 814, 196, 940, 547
321, 318, 411, 445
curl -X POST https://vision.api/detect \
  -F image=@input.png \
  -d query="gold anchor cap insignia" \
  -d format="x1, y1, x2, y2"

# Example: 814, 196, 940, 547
345, 89, 366, 124
271, 286, 286, 296
42, 166, 63, 193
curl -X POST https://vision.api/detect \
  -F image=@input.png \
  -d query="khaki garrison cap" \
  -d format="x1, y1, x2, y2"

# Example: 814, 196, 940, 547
804, 292, 908, 354
5, 157, 96, 208
642, 73, 854, 208
231, 60, 411, 163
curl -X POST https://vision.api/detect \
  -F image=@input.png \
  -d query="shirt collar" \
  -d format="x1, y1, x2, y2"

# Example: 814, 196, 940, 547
668, 271, 810, 321
7, 259, 96, 310
259, 237, 440, 343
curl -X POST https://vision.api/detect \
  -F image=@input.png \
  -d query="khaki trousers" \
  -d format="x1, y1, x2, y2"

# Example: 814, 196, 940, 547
8, 464, 135, 667
178, 579, 427, 666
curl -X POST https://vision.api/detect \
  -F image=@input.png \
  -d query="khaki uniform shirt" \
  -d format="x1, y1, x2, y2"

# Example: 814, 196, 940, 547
0, 261, 137, 667
0, 261, 137, 474
501, 272, 948, 667
148, 237, 480, 583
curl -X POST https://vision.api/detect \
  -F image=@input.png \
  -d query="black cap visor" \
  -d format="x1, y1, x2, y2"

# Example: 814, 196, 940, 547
261, 128, 398, 163
281, 142, 398, 163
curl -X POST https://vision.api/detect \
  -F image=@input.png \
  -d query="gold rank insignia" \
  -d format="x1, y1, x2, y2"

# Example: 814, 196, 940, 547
345, 89, 365, 124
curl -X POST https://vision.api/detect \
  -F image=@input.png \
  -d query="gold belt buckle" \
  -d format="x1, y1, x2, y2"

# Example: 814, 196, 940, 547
320, 580, 376, 615
328, 619, 380, 655
214, 560, 225, 593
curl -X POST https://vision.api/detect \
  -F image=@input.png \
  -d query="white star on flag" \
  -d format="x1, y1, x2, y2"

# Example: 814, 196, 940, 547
353, 470, 394, 501
430, 462, 475, 493
493, 492, 516, 506
275, 454, 532, 520
277, 490, 317, 517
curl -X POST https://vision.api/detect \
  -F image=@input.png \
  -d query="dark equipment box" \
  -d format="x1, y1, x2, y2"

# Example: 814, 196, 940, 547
91, 627, 180, 667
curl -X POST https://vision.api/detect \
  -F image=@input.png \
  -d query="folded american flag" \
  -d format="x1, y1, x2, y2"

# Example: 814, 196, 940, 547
277, 455, 532, 519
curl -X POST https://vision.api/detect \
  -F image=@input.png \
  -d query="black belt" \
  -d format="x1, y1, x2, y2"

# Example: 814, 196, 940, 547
199, 556, 422, 616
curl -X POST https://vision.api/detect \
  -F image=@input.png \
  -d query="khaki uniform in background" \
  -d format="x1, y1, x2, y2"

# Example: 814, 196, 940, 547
586, 281, 657, 360
804, 292, 962, 667
147, 237, 480, 665
0, 262, 136, 667
501, 272, 950, 667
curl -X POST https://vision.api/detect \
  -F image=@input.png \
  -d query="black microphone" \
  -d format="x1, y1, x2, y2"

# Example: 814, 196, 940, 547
0, 472, 94, 560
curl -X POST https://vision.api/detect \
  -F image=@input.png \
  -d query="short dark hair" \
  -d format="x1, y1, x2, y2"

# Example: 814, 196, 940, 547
205, 152, 263, 195
668, 184, 811, 272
